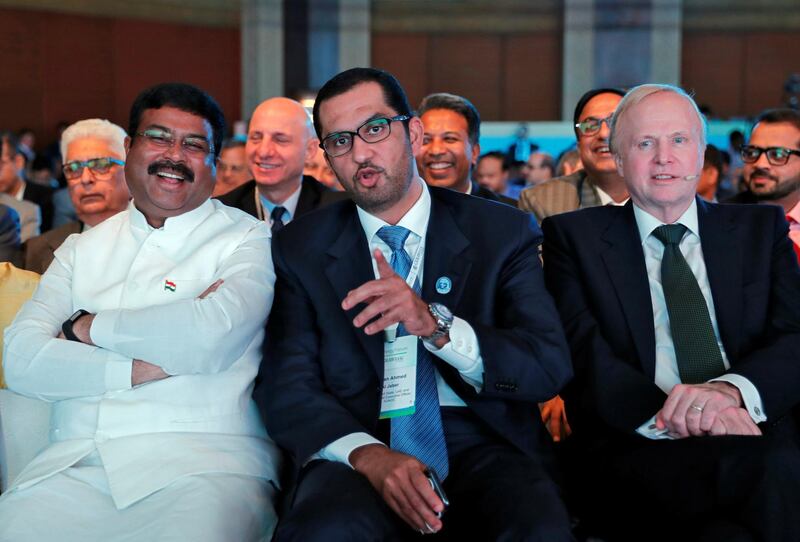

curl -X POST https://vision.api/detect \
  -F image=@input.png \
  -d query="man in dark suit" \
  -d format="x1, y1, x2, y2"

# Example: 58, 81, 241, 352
543, 84, 800, 541
217, 97, 338, 230
415, 93, 516, 206
257, 67, 573, 541
0, 131, 54, 232
0, 203, 21, 265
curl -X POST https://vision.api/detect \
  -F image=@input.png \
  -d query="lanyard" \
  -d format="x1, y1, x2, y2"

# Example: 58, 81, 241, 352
383, 236, 424, 343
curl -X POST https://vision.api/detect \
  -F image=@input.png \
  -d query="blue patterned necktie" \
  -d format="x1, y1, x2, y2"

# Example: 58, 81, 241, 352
376, 225, 449, 479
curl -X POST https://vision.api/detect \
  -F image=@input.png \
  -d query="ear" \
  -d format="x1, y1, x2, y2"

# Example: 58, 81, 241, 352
614, 152, 624, 177
470, 142, 481, 166
407, 116, 424, 157
304, 137, 319, 164
13, 153, 24, 171
124, 135, 131, 155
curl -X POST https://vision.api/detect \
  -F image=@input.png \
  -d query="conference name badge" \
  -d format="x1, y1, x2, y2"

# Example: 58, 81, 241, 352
379, 335, 417, 419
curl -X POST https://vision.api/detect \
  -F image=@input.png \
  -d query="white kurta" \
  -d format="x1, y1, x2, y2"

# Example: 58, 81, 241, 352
1, 199, 281, 540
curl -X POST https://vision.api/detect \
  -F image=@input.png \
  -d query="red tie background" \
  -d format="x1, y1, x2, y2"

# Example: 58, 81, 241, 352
787, 214, 800, 263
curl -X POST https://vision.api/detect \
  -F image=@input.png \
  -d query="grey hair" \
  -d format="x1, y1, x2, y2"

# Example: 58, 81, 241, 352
608, 84, 707, 154
60, 119, 128, 161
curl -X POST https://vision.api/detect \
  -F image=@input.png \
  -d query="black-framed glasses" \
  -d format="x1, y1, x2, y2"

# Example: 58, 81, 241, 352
136, 128, 213, 156
62, 157, 125, 180
321, 115, 410, 157
575, 115, 613, 136
740, 145, 800, 166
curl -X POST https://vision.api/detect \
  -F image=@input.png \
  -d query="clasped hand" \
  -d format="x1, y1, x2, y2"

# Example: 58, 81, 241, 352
342, 249, 437, 339
655, 382, 761, 438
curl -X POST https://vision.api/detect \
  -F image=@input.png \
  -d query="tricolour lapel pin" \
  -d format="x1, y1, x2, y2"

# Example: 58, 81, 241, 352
164, 280, 176, 292
435, 276, 452, 294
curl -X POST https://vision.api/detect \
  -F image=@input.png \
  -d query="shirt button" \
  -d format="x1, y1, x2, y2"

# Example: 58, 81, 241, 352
466, 346, 473, 353
755, 407, 761, 415
457, 340, 464, 348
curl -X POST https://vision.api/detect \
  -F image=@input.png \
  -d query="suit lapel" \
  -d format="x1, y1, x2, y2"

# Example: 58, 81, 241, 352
421, 192, 472, 309
324, 206, 384, 376
696, 199, 742, 362
579, 173, 602, 209
600, 203, 658, 379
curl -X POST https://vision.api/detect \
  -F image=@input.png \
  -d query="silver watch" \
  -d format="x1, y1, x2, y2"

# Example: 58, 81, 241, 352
423, 303, 454, 343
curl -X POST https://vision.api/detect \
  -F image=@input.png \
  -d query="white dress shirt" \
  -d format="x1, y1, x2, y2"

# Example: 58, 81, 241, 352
3, 199, 282, 508
633, 200, 767, 423
317, 179, 485, 466
258, 182, 302, 226
595, 184, 629, 206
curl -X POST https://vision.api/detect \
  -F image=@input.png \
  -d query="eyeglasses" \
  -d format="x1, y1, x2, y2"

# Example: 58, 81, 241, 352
740, 145, 800, 166
321, 115, 410, 157
136, 128, 213, 156
218, 161, 247, 173
575, 115, 613, 136
62, 157, 125, 180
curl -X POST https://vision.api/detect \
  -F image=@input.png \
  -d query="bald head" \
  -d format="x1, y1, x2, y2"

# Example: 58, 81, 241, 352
246, 97, 319, 202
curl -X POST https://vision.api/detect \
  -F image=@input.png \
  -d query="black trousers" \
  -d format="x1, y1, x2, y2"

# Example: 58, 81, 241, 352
274, 408, 573, 542
566, 417, 800, 542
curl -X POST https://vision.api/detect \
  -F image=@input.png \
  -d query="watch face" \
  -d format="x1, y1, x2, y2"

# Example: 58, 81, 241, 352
431, 303, 453, 321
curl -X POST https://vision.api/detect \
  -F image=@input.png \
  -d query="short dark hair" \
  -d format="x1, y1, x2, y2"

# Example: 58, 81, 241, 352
312, 67, 412, 140
128, 82, 226, 159
222, 137, 246, 151
753, 109, 800, 144
0, 131, 19, 157
703, 144, 723, 176
417, 93, 481, 146
478, 151, 508, 171
573, 87, 626, 137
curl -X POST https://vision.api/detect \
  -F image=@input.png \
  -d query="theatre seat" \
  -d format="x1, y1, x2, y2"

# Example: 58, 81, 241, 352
0, 262, 51, 492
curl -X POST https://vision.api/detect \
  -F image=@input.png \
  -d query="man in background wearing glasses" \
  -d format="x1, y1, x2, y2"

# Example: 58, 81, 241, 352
518, 87, 627, 224
0, 132, 42, 242
1, 83, 281, 541
731, 108, 800, 262
23, 119, 131, 274
257, 67, 572, 541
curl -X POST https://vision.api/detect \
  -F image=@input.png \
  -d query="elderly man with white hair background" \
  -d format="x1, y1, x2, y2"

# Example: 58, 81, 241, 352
23, 119, 131, 274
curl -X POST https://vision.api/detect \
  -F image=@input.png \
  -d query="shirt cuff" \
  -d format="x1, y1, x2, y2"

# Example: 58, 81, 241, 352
90, 310, 118, 350
711, 374, 767, 423
104, 358, 133, 391
315, 432, 386, 468
424, 317, 484, 390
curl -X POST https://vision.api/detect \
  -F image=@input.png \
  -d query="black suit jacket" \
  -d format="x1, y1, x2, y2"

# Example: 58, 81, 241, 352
22, 181, 54, 232
542, 199, 800, 442
257, 186, 572, 473
216, 176, 338, 219
471, 181, 517, 206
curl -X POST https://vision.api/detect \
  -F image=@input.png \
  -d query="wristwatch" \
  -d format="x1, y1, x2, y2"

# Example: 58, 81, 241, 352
423, 303, 454, 344
62, 309, 90, 342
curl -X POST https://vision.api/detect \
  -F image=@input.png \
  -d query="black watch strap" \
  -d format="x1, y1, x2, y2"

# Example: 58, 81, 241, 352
62, 309, 90, 342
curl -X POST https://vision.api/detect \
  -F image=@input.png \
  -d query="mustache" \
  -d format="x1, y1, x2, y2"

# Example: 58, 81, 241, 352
147, 160, 195, 183
748, 168, 778, 184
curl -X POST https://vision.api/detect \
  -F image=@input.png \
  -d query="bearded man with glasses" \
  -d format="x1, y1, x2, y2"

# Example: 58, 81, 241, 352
728, 108, 800, 262
519, 87, 627, 224
23, 119, 131, 274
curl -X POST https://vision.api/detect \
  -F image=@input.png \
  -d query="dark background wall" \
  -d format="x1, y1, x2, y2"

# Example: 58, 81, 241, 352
0, 7, 240, 146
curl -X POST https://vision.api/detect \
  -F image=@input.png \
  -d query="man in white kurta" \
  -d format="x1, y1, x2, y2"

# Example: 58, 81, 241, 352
0, 83, 281, 541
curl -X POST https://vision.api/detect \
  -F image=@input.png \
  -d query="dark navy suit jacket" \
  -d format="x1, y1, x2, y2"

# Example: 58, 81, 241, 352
256, 186, 572, 473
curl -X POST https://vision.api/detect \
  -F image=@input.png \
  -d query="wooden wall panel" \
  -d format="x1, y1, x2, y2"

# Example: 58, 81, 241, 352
743, 32, 800, 115
428, 36, 502, 119
370, 33, 430, 110
0, 7, 240, 147
681, 33, 746, 117
503, 33, 561, 120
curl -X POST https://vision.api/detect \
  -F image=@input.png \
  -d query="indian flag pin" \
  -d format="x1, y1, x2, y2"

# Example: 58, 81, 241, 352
164, 280, 176, 292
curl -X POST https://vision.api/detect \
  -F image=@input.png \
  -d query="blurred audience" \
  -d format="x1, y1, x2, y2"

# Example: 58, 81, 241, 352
303, 145, 341, 190
0, 130, 54, 231
0, 132, 41, 241
0, 203, 21, 265
213, 138, 250, 197
555, 147, 583, 177
24, 119, 131, 274
523, 151, 554, 186
474, 151, 510, 195
696, 143, 723, 202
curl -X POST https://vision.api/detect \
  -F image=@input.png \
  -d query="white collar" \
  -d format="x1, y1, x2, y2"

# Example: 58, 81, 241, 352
633, 198, 700, 245
595, 184, 628, 206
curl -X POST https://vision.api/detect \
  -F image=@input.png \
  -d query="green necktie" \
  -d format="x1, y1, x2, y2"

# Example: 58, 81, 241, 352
652, 224, 725, 384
